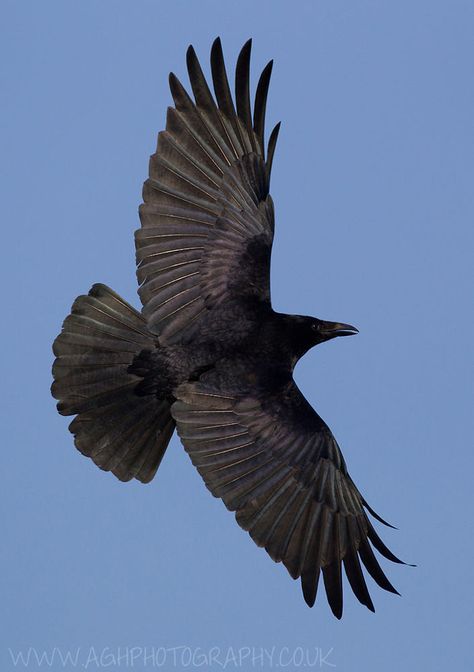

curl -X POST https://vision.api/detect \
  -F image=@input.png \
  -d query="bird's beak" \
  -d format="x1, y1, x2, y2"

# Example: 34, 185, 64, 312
319, 321, 359, 338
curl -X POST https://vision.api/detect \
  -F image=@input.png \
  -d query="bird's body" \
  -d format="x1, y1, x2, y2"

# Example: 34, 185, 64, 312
52, 38, 407, 618
131, 306, 339, 400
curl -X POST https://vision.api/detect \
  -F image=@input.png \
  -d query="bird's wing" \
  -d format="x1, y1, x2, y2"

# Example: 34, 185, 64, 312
136, 38, 280, 344
172, 374, 405, 618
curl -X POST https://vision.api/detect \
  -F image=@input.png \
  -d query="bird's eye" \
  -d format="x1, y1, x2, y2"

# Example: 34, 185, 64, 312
311, 322, 319, 331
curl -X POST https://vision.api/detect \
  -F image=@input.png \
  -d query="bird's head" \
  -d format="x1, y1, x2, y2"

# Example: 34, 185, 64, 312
289, 315, 359, 360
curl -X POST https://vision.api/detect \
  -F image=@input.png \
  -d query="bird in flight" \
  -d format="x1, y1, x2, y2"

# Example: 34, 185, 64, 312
52, 38, 407, 618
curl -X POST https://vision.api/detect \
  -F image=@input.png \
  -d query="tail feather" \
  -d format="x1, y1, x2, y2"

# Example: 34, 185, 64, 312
52, 283, 174, 483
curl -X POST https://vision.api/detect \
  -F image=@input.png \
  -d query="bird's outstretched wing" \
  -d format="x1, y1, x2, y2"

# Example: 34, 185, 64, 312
136, 38, 280, 344
172, 373, 405, 618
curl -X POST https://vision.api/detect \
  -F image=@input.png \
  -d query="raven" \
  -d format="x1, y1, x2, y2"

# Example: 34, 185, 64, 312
52, 38, 407, 618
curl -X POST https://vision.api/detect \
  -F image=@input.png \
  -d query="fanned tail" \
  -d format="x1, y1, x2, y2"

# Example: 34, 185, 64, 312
51, 284, 175, 482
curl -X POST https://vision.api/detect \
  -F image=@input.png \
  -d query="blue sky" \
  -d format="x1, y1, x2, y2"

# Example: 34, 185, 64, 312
1, 1, 472, 670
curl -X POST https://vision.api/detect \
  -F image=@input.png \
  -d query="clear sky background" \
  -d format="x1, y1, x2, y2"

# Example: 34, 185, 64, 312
1, 1, 472, 670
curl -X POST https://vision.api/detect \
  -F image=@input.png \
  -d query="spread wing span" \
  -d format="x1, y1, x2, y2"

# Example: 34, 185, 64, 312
136, 38, 280, 344
172, 375, 405, 618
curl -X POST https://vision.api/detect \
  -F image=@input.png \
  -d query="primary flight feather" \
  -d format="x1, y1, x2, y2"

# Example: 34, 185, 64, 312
52, 38, 407, 618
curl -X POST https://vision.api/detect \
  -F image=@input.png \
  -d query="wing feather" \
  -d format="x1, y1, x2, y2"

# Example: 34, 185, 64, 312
235, 39, 258, 153
253, 60, 273, 156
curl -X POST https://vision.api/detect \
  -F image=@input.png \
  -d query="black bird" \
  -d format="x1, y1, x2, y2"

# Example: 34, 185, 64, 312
52, 38, 407, 618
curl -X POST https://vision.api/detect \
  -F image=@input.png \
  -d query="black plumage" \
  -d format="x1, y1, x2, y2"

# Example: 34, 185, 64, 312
52, 38, 408, 618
